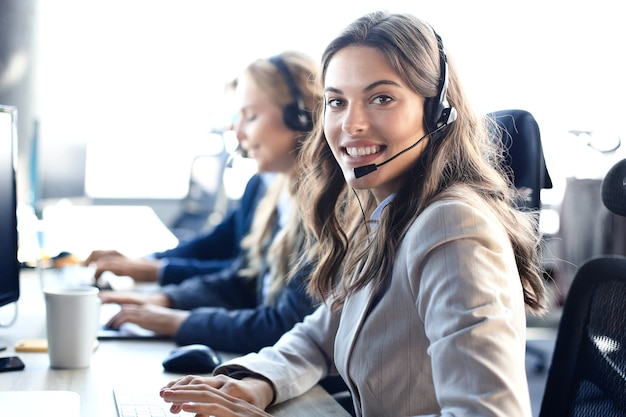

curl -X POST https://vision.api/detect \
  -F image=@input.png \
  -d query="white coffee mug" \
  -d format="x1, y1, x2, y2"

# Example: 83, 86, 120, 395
44, 286, 101, 369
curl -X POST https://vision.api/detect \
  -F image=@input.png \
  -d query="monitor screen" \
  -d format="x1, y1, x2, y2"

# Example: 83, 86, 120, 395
0, 105, 19, 308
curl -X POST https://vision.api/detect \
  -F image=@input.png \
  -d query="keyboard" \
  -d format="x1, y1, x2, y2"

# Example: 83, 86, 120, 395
113, 389, 195, 417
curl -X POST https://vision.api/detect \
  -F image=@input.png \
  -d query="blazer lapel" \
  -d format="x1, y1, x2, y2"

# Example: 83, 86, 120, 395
336, 280, 378, 373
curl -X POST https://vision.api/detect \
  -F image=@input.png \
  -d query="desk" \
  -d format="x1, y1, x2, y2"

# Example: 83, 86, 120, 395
0, 270, 350, 416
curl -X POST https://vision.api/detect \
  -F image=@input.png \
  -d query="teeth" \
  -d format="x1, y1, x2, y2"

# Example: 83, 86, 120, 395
345, 145, 380, 157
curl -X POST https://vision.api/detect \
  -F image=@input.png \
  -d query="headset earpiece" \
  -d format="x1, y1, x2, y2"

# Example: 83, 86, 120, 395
424, 32, 457, 134
268, 55, 313, 132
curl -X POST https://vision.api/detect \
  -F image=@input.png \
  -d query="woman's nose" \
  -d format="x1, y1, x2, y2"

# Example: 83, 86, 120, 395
234, 121, 246, 142
342, 105, 368, 135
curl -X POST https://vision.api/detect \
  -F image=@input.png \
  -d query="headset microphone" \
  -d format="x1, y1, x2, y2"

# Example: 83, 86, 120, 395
353, 124, 447, 178
225, 144, 244, 169
353, 164, 378, 179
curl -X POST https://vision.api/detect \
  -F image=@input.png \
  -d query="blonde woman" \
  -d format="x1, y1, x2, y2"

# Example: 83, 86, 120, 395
100, 51, 323, 354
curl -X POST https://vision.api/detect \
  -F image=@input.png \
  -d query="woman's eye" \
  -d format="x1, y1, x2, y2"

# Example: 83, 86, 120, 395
237, 111, 255, 124
372, 95, 392, 105
327, 98, 343, 108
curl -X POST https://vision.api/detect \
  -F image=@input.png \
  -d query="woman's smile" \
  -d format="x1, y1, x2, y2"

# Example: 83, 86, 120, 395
343, 144, 385, 157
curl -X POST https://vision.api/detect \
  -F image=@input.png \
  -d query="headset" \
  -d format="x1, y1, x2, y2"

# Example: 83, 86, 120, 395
423, 31, 457, 135
268, 55, 313, 132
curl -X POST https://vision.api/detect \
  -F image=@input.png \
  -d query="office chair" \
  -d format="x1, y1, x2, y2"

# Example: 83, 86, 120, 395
538, 158, 626, 417
537, 256, 626, 417
489, 109, 553, 210
489, 109, 554, 372
602, 158, 626, 217
170, 152, 230, 241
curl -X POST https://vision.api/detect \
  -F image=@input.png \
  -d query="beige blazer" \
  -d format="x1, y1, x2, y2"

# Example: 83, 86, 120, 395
218, 194, 533, 417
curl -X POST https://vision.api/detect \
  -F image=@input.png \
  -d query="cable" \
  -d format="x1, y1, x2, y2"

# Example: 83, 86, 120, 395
351, 187, 371, 236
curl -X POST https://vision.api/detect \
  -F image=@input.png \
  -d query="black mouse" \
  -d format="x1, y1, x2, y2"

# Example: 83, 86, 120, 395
162, 344, 222, 374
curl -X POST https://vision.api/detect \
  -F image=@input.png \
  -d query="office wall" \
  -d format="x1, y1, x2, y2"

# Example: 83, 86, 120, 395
4, 1, 626, 228
0, 0, 38, 207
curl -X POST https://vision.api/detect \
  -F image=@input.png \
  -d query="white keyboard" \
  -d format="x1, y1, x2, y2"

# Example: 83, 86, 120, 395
113, 389, 195, 417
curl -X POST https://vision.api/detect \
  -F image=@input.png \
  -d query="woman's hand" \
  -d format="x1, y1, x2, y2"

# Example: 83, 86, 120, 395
83, 250, 160, 282
104, 303, 189, 336
99, 290, 171, 307
161, 374, 274, 416
83, 249, 124, 265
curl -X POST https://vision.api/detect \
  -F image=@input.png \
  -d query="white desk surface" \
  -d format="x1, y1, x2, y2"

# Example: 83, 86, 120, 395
0, 270, 350, 416
5, 205, 348, 416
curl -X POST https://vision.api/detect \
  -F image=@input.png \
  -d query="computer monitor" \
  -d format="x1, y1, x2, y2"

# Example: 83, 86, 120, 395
0, 105, 19, 310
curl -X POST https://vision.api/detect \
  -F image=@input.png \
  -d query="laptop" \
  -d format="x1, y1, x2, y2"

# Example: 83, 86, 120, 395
0, 391, 80, 416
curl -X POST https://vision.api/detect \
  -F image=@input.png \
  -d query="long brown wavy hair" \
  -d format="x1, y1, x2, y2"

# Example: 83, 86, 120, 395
297, 11, 547, 314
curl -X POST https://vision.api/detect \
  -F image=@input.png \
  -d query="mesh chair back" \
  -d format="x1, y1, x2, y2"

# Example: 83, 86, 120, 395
539, 256, 626, 417
602, 158, 626, 217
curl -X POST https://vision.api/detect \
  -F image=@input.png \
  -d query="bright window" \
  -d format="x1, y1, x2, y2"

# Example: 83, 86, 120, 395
37, 0, 626, 202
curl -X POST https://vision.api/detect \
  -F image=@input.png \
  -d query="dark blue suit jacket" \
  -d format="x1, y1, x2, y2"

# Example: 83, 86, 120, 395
162, 260, 317, 354
152, 174, 268, 286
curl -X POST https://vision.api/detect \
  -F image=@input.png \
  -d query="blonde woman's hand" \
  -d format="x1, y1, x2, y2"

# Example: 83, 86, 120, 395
83, 249, 124, 265
96, 256, 160, 282
99, 290, 171, 307
104, 303, 188, 336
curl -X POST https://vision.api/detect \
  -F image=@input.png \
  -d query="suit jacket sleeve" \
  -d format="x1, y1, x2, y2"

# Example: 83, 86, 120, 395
214, 303, 340, 403
152, 174, 266, 285
170, 263, 319, 354
161, 258, 253, 311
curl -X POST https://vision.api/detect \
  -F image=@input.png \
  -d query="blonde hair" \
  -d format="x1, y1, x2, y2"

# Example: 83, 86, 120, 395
237, 51, 320, 301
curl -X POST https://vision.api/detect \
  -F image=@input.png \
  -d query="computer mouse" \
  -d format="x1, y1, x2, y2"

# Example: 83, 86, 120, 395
162, 344, 222, 374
